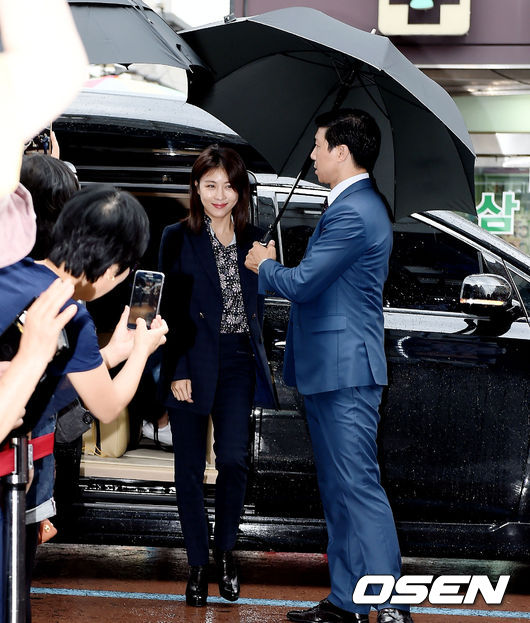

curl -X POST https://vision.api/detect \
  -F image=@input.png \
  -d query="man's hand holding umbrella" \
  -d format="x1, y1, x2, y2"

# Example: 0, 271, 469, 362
245, 240, 276, 274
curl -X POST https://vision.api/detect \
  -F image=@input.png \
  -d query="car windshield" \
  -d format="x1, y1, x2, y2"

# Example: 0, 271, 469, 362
426, 210, 530, 273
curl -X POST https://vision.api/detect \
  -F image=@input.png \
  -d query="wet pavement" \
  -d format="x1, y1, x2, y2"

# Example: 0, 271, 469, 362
31, 545, 530, 622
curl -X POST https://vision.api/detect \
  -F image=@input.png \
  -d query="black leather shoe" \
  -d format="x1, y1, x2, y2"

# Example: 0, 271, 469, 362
214, 549, 240, 601
377, 608, 413, 623
185, 565, 208, 607
287, 598, 369, 623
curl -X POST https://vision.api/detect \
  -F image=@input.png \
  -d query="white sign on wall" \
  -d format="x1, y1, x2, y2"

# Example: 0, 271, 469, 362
378, 0, 471, 36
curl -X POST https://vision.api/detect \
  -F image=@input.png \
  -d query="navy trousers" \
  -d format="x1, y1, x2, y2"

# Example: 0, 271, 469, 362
304, 386, 406, 615
169, 333, 255, 566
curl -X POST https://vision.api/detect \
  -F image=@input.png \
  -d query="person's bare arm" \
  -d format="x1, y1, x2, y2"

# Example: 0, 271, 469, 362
0, 279, 77, 442
100, 306, 134, 369
0, 0, 87, 194
0, 0, 88, 141
68, 317, 168, 423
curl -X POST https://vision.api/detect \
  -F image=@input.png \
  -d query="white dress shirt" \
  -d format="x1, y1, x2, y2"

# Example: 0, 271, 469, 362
258, 172, 370, 272
327, 172, 370, 207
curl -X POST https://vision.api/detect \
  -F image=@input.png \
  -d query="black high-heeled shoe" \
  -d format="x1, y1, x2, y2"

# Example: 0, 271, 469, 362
214, 549, 240, 602
185, 565, 208, 607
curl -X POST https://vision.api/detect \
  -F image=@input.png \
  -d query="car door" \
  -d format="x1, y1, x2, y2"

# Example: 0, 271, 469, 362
250, 185, 326, 516
250, 188, 530, 527
381, 214, 530, 525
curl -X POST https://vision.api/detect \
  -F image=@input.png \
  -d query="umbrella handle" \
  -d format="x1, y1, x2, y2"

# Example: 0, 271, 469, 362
260, 228, 274, 246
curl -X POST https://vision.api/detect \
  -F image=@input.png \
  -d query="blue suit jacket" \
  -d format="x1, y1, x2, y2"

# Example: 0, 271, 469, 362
159, 221, 276, 413
259, 178, 392, 396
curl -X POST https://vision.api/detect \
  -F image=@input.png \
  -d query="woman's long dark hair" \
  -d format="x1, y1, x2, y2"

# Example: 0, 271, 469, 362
186, 144, 250, 237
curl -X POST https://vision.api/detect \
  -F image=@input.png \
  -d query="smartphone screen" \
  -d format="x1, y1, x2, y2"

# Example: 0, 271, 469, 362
127, 270, 165, 329
25, 125, 51, 154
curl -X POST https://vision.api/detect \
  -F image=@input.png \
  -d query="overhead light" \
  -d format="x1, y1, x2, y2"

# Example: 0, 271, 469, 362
410, 0, 434, 9
502, 157, 530, 168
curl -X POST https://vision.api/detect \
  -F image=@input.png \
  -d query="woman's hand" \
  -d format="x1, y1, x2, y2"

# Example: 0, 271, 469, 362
101, 305, 134, 369
132, 315, 168, 357
171, 379, 193, 403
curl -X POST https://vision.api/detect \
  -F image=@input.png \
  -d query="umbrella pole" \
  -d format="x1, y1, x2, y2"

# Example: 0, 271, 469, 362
259, 78, 357, 245
260, 154, 313, 245
6, 436, 29, 623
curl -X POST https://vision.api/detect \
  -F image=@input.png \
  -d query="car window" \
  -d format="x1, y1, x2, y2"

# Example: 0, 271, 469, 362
276, 192, 326, 267
507, 268, 530, 314
480, 250, 506, 278
254, 189, 327, 267
479, 251, 529, 318
254, 190, 276, 232
384, 218, 481, 311
253, 190, 284, 264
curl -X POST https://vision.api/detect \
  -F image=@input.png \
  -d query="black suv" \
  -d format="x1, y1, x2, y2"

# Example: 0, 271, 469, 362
52, 87, 530, 562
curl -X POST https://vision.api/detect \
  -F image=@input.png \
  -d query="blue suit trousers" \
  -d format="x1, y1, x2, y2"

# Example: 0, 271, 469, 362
304, 386, 406, 614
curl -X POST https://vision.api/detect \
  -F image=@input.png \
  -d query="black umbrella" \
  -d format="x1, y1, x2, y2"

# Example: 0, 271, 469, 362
68, 0, 204, 70
182, 7, 476, 223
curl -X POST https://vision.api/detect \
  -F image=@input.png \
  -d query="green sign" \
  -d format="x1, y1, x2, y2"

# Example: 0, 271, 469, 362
477, 191, 520, 235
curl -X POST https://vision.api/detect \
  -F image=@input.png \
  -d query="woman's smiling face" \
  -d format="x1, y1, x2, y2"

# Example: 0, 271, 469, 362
196, 167, 238, 221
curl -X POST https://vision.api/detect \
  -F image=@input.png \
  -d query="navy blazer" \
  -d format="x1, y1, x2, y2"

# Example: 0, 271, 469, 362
259, 179, 392, 395
159, 221, 276, 413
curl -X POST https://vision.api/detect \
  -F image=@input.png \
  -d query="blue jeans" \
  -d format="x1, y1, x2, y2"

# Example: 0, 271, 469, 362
26, 411, 56, 525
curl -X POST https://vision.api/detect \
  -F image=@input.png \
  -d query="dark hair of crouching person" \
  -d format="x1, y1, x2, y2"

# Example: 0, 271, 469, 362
49, 183, 150, 282
20, 153, 80, 260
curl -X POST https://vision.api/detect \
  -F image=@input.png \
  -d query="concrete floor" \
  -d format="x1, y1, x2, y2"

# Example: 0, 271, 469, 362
30, 544, 530, 622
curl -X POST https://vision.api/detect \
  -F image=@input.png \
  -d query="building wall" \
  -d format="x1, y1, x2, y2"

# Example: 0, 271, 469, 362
233, 0, 530, 64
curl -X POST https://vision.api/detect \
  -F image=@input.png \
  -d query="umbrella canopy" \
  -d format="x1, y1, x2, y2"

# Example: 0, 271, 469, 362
182, 7, 476, 221
68, 0, 204, 70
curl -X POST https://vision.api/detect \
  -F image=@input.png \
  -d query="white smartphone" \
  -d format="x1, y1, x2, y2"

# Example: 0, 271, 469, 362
127, 270, 165, 329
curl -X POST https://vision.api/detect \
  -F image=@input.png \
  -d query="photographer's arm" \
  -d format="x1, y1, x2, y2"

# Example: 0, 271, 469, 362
68, 317, 168, 423
100, 306, 134, 369
0, 0, 87, 194
0, 0, 88, 142
0, 279, 77, 442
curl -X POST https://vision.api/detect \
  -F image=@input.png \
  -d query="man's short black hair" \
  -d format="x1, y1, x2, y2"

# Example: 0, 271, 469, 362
315, 108, 381, 172
49, 184, 149, 282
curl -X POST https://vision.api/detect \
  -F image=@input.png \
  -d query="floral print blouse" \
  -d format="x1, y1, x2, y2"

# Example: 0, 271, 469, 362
205, 216, 249, 335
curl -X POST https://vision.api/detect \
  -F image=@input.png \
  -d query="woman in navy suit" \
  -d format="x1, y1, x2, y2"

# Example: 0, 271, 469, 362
159, 145, 275, 607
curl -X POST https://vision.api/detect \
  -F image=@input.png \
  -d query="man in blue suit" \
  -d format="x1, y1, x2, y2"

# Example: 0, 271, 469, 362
246, 109, 412, 623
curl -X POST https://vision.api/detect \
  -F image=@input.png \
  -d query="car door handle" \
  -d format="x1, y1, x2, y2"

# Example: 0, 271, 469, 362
273, 340, 286, 350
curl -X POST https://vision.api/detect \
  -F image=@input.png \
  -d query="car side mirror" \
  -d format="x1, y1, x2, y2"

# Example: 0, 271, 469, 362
460, 273, 521, 317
